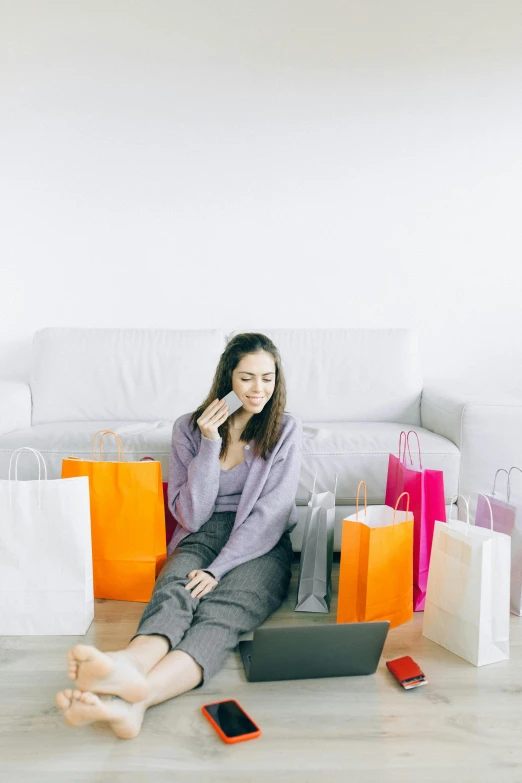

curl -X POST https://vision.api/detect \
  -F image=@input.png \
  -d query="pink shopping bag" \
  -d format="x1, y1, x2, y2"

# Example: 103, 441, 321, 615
385, 431, 446, 612
475, 467, 521, 615
475, 468, 516, 537
141, 457, 177, 547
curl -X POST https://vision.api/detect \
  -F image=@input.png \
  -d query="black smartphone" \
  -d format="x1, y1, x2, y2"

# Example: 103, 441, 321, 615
201, 699, 261, 744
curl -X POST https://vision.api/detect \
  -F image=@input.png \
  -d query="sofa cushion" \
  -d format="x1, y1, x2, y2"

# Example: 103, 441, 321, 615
298, 422, 460, 506
30, 328, 226, 425
227, 328, 423, 424
0, 421, 460, 515
0, 415, 456, 553
0, 422, 173, 481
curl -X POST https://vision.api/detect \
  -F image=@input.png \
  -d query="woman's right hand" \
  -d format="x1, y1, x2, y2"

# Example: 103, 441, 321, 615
197, 398, 229, 441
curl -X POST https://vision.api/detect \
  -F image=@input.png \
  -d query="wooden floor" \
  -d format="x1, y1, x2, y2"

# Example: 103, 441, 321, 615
1, 562, 522, 783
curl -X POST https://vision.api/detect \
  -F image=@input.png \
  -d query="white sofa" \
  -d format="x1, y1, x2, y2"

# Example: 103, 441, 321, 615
2, 327, 522, 550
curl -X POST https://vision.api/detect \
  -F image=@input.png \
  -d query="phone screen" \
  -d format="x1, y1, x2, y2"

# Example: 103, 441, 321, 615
204, 700, 259, 738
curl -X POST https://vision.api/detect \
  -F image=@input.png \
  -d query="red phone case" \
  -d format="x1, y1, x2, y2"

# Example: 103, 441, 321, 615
386, 656, 427, 689
202, 700, 262, 744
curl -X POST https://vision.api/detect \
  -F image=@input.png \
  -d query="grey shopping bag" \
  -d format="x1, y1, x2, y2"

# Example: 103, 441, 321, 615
295, 473, 337, 613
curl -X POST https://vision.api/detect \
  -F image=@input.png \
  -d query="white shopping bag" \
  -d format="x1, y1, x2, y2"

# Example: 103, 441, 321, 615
423, 494, 510, 667
0, 447, 94, 635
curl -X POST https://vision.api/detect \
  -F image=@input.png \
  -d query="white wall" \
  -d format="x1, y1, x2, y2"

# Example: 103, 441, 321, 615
1, 0, 521, 393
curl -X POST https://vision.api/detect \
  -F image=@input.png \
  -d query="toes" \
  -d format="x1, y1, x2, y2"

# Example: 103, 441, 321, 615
80, 692, 99, 706
70, 644, 93, 662
67, 651, 79, 679
55, 691, 72, 710
72, 689, 82, 700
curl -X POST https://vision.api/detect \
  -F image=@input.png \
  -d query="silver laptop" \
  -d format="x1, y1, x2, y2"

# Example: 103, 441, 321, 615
238, 621, 390, 682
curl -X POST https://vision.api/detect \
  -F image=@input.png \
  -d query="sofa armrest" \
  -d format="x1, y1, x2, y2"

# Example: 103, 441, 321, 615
0, 381, 32, 435
421, 384, 522, 514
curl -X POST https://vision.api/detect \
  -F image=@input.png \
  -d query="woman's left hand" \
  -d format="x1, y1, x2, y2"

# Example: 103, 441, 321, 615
186, 570, 218, 598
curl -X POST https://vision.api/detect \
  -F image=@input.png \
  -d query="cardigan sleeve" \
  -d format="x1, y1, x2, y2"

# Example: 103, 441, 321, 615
167, 417, 222, 534
205, 417, 303, 581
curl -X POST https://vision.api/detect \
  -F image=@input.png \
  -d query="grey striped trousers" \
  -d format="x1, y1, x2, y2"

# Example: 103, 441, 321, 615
133, 512, 293, 683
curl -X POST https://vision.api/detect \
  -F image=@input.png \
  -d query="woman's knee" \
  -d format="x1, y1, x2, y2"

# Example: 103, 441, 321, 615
194, 579, 287, 629
156, 552, 202, 585
223, 550, 292, 598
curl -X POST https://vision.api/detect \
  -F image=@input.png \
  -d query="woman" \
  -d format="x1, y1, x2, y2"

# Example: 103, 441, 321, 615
55, 332, 302, 739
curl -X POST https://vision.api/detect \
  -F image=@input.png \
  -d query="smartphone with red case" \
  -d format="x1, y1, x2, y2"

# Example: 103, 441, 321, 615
202, 699, 262, 744
386, 656, 427, 689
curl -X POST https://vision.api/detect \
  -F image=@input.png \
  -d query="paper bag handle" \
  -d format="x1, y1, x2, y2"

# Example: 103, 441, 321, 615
398, 431, 412, 465
392, 492, 411, 524
91, 430, 125, 462
405, 430, 423, 469
492, 468, 509, 498
507, 466, 522, 502
449, 494, 470, 532
8, 446, 48, 482
8, 447, 48, 509
355, 481, 367, 521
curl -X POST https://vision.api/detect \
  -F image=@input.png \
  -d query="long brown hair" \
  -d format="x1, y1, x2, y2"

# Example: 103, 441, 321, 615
189, 333, 287, 461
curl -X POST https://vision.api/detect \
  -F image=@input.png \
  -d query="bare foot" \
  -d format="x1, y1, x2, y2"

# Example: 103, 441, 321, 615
67, 644, 149, 703
55, 688, 146, 739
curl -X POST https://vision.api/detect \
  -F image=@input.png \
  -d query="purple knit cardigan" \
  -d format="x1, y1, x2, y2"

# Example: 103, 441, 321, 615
167, 411, 303, 580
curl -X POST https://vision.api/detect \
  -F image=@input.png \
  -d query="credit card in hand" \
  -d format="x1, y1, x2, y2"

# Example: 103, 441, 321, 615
220, 390, 243, 415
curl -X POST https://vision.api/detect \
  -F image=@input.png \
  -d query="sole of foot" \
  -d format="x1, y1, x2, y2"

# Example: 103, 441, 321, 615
55, 689, 145, 739
67, 645, 150, 703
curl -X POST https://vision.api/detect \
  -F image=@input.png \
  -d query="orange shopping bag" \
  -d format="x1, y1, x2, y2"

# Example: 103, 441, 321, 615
62, 430, 166, 602
337, 482, 414, 629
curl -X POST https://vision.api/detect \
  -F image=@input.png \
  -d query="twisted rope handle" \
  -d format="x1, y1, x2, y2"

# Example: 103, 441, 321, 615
507, 466, 522, 503
398, 431, 412, 465
392, 491, 410, 525
355, 480, 367, 521
91, 430, 125, 462
448, 494, 471, 534
405, 430, 423, 470
8, 447, 48, 509
492, 468, 509, 498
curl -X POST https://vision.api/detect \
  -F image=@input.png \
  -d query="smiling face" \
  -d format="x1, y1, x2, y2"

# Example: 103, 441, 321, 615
231, 350, 277, 416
